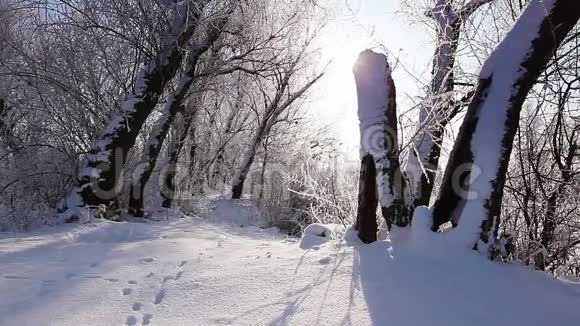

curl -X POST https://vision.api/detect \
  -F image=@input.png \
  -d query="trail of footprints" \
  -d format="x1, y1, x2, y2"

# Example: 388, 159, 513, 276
124, 258, 188, 326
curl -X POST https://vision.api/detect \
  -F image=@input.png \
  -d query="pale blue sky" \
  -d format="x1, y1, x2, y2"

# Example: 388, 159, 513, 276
313, 0, 433, 154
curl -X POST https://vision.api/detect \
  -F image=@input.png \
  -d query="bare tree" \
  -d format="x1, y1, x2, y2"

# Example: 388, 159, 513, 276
128, 5, 236, 216
406, 0, 493, 207
231, 48, 325, 199
431, 0, 580, 254
67, 0, 212, 212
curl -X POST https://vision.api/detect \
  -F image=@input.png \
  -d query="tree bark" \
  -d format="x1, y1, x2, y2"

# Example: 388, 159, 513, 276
356, 154, 379, 243
431, 0, 580, 253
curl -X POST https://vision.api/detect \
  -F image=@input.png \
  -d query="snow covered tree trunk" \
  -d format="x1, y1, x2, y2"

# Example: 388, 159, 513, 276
431, 0, 580, 253
406, 0, 492, 207
128, 14, 232, 217
353, 50, 411, 242
65, 0, 210, 211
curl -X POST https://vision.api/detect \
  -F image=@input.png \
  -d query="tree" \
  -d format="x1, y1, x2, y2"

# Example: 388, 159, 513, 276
431, 0, 580, 254
230, 48, 324, 199
66, 0, 212, 211
405, 0, 493, 207
128, 6, 236, 217
353, 50, 410, 243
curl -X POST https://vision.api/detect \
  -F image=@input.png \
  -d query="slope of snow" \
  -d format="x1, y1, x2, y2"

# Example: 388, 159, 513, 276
0, 201, 579, 326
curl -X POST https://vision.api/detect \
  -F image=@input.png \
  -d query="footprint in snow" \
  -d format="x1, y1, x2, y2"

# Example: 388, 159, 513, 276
122, 288, 133, 296
178, 260, 188, 267
142, 313, 153, 325
131, 303, 143, 311
146, 272, 155, 278
213, 317, 233, 325
128, 280, 138, 285
125, 315, 138, 325
191, 283, 201, 289
175, 271, 183, 280
318, 257, 332, 265
140, 258, 155, 263
163, 271, 184, 284
154, 289, 166, 304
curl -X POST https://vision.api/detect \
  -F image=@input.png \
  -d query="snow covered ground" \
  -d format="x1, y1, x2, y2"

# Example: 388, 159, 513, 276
0, 200, 579, 326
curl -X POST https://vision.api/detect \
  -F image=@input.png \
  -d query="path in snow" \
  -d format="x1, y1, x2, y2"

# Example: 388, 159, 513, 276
0, 200, 579, 326
0, 201, 368, 326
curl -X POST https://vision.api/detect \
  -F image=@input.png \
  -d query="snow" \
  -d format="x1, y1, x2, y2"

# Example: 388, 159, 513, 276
353, 50, 395, 207
300, 223, 346, 249
1, 199, 579, 325
456, 0, 557, 250
303, 223, 343, 239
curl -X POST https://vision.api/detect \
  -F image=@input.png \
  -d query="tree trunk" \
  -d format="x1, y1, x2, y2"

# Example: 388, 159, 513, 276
232, 126, 266, 199
258, 135, 269, 200
66, 0, 210, 211
353, 50, 411, 241
431, 0, 580, 253
356, 154, 379, 243
0, 98, 16, 151
535, 134, 577, 270
161, 111, 197, 209
128, 14, 232, 216
406, 0, 492, 207
381, 69, 411, 228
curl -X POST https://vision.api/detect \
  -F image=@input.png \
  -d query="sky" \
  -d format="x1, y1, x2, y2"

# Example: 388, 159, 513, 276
312, 0, 434, 155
